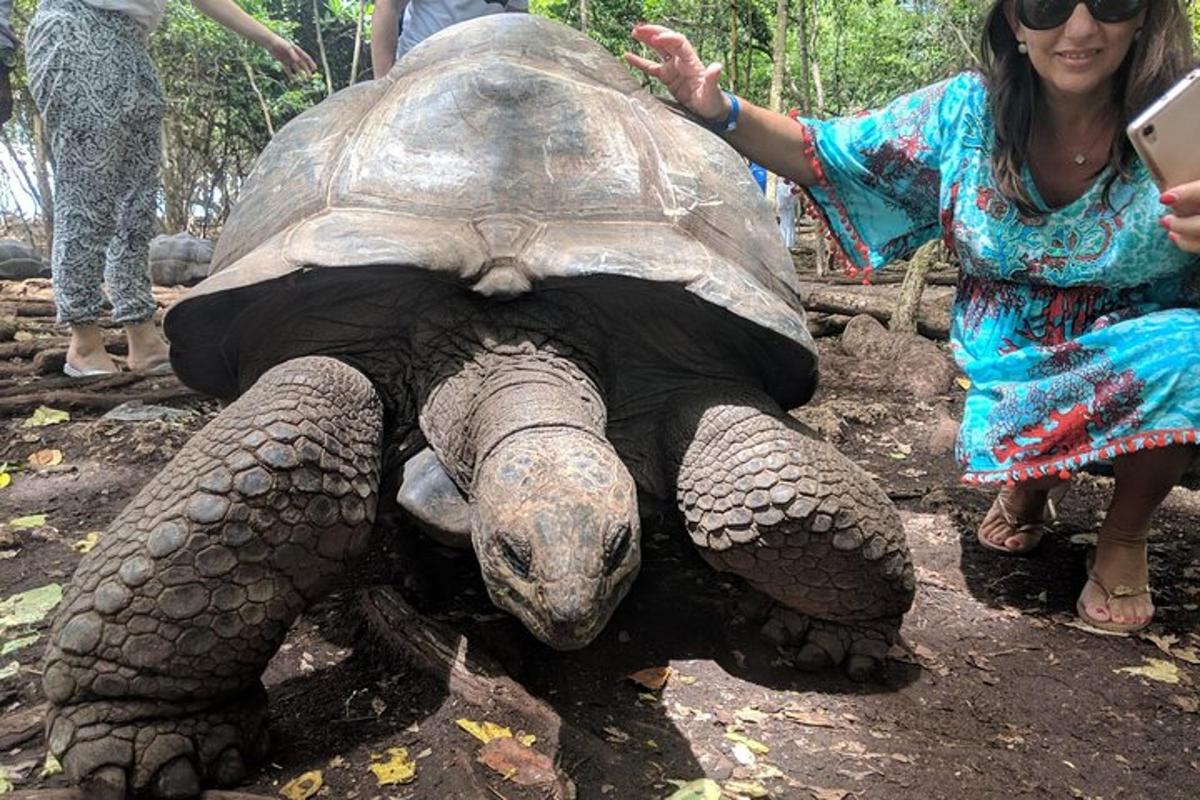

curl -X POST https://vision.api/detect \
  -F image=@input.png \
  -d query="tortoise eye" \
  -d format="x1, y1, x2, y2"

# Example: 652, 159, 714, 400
604, 524, 632, 575
498, 536, 531, 580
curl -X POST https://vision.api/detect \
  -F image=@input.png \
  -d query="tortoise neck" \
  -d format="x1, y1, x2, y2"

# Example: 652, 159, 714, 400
417, 333, 608, 491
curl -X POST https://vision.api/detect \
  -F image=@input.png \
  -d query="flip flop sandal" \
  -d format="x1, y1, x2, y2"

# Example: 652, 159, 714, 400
976, 481, 1069, 555
63, 362, 120, 379
1076, 549, 1154, 635
134, 360, 174, 376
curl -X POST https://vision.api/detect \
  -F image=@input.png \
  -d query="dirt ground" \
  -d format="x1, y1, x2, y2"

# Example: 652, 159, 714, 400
1, 278, 1198, 800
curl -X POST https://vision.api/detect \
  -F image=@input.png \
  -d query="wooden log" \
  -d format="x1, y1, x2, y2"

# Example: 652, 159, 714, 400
359, 586, 611, 794
806, 312, 851, 338
891, 240, 939, 334
0, 383, 202, 415
795, 280, 953, 339
0, 703, 46, 750
5, 791, 273, 800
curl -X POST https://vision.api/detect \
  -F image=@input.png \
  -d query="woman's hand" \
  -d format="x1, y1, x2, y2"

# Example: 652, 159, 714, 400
265, 35, 317, 79
624, 24, 727, 122
1162, 181, 1200, 254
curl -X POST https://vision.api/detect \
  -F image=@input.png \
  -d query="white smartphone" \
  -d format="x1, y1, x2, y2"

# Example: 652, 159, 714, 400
1127, 68, 1200, 191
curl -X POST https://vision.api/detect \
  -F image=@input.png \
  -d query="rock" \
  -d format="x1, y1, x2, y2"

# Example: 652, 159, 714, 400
0, 239, 47, 280
102, 401, 195, 422
839, 314, 958, 399
149, 233, 214, 286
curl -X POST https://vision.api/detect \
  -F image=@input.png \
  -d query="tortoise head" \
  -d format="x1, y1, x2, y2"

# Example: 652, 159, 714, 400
471, 430, 640, 650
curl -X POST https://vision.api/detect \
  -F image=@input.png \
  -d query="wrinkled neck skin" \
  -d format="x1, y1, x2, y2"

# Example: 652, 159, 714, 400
414, 304, 641, 650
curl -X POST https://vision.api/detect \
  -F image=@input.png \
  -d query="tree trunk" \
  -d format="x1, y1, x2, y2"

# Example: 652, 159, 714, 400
242, 60, 276, 137
765, 0, 789, 206
349, 0, 366, 86
727, 0, 739, 93
312, 0, 334, 97
795, 0, 811, 113
890, 239, 940, 334
31, 113, 55, 252
579, 0, 588, 33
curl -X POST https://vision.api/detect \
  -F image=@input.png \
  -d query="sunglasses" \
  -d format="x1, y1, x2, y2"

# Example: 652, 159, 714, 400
1017, 0, 1148, 31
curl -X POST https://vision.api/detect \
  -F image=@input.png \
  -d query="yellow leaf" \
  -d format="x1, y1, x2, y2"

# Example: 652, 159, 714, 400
72, 532, 102, 554
368, 747, 416, 786
1114, 658, 1182, 684
955, 377, 972, 390
663, 778, 722, 800
22, 406, 70, 428
517, 733, 536, 747
724, 730, 769, 755
628, 665, 672, 691
0, 473, 9, 489
456, 718, 513, 744
27, 449, 63, 467
40, 752, 62, 779
724, 780, 770, 798
735, 706, 770, 725
279, 770, 322, 800
7, 514, 47, 530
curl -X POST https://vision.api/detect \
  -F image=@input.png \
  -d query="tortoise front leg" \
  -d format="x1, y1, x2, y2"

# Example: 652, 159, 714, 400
669, 390, 915, 680
42, 356, 384, 799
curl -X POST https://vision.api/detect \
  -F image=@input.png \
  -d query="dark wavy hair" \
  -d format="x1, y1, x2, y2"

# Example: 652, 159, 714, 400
980, 0, 1195, 214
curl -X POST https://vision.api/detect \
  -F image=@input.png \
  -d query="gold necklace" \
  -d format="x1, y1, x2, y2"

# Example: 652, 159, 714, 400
1047, 115, 1113, 168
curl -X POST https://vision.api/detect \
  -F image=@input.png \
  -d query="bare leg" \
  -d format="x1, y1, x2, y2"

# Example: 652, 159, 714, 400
124, 319, 171, 372
43, 357, 384, 798
1078, 445, 1193, 628
669, 390, 914, 679
977, 476, 1067, 553
67, 323, 120, 374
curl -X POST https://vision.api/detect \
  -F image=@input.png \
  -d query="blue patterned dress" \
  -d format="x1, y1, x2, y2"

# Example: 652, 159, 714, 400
797, 72, 1200, 485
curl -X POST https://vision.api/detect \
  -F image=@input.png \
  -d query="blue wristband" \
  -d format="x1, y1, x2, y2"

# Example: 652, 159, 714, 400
703, 91, 739, 134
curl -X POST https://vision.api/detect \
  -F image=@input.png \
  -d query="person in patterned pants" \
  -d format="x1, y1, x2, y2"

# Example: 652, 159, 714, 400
25, 0, 315, 377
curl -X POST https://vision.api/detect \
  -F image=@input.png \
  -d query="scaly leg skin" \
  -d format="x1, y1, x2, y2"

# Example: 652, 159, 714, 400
672, 392, 914, 681
42, 357, 384, 799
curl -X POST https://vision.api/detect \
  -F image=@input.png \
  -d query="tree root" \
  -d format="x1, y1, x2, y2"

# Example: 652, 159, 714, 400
359, 586, 619, 796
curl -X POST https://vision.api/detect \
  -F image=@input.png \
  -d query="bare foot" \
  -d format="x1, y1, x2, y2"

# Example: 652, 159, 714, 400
977, 480, 1062, 552
1077, 529, 1153, 629
66, 324, 119, 374
124, 319, 170, 372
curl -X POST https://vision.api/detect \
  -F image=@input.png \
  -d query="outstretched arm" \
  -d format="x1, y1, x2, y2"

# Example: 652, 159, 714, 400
625, 23, 818, 187
371, 0, 409, 78
190, 0, 316, 77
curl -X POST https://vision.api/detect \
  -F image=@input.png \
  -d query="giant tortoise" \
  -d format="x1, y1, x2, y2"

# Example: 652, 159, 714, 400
41, 15, 914, 798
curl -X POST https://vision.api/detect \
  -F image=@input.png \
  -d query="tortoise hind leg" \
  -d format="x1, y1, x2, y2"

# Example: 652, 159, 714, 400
42, 356, 385, 799
668, 390, 914, 680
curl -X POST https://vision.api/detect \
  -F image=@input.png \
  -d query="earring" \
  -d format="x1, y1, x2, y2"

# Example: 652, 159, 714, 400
1017, 42, 1029, 54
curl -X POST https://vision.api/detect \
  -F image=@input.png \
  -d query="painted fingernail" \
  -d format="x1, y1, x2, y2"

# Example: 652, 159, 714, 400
1160, 192, 1177, 205
1169, 232, 1180, 244
1160, 216, 1173, 230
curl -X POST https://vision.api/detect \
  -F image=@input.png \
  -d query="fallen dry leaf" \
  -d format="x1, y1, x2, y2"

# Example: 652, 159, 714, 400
368, 746, 416, 786
456, 718, 513, 744
809, 788, 851, 800
71, 532, 101, 554
725, 730, 769, 756
663, 778, 722, 800
280, 769, 323, 800
0, 473, 10, 490
724, 779, 770, 798
784, 709, 837, 728
1114, 658, 1182, 685
735, 706, 771, 725
22, 406, 70, 428
27, 449, 63, 468
478, 737, 557, 787
628, 665, 672, 691
7, 514, 47, 531
1170, 695, 1199, 714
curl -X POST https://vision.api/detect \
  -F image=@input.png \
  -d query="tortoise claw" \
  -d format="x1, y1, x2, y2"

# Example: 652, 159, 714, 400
153, 756, 201, 800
